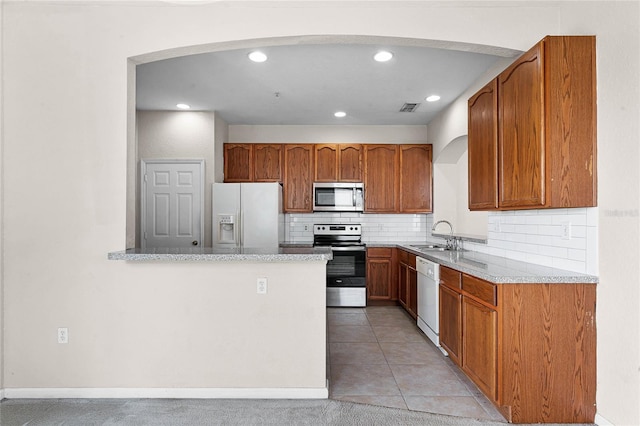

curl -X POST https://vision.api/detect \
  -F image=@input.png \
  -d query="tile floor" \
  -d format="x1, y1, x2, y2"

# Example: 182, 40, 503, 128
327, 305, 506, 422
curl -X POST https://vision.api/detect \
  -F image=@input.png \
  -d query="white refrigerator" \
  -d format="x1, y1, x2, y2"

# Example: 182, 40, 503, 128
212, 182, 284, 248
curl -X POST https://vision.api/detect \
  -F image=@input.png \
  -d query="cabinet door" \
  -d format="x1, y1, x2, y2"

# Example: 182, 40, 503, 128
253, 144, 282, 182
224, 144, 253, 182
314, 144, 339, 182
439, 284, 462, 366
462, 297, 498, 401
468, 80, 499, 210
367, 258, 393, 300
399, 145, 433, 213
339, 144, 362, 182
498, 43, 545, 208
283, 145, 314, 212
364, 145, 398, 212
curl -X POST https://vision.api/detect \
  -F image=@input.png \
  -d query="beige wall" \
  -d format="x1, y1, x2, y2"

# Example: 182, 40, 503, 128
0, 0, 3, 395
229, 124, 428, 144
136, 111, 216, 247
5, 261, 327, 392
1, 1, 638, 424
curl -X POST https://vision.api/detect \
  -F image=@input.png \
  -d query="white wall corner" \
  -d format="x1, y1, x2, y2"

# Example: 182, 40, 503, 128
595, 412, 615, 426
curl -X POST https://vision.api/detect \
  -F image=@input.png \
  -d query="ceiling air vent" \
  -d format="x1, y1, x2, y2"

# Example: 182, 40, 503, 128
399, 103, 420, 113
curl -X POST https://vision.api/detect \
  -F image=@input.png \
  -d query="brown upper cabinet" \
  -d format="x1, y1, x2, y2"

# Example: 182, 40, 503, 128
363, 144, 398, 213
283, 144, 314, 212
399, 144, 433, 213
253, 144, 283, 182
225, 142, 431, 213
468, 36, 597, 210
224, 143, 253, 182
314, 144, 339, 181
314, 144, 362, 182
468, 80, 499, 210
224, 143, 282, 183
338, 144, 363, 182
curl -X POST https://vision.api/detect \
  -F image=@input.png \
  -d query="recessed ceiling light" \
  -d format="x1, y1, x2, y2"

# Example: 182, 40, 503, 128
176, 103, 191, 109
374, 51, 393, 62
334, 111, 347, 118
248, 51, 268, 63
426, 95, 441, 102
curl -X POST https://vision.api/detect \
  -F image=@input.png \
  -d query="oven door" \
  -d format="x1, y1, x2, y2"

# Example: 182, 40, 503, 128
326, 246, 367, 307
326, 246, 366, 288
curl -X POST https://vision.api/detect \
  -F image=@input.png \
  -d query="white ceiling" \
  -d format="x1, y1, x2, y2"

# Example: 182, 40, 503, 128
136, 41, 517, 126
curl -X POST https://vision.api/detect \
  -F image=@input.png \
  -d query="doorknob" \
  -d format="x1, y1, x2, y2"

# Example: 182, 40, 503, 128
192, 240, 198, 246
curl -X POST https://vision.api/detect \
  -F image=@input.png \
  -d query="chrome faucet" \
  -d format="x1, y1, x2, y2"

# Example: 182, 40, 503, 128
432, 220, 455, 250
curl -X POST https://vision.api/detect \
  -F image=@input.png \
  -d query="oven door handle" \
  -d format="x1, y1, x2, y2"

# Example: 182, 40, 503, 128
330, 246, 366, 252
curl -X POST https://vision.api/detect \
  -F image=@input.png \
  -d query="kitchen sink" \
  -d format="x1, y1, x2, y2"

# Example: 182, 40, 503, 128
410, 244, 448, 251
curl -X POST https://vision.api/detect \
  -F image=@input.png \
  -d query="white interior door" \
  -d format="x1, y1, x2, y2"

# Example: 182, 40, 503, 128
141, 160, 204, 248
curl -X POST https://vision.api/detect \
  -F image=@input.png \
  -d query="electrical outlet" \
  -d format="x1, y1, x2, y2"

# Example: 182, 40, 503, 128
58, 327, 68, 344
304, 224, 310, 232
257, 277, 268, 294
561, 221, 572, 240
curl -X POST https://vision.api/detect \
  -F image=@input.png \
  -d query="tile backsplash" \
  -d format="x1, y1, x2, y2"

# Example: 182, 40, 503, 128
455, 208, 597, 275
285, 213, 431, 244
286, 207, 598, 275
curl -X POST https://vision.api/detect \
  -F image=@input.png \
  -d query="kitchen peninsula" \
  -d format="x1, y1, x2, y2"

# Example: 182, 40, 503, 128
106, 245, 331, 399
394, 243, 597, 424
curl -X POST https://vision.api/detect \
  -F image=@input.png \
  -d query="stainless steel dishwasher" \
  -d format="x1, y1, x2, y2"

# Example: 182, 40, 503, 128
416, 257, 443, 352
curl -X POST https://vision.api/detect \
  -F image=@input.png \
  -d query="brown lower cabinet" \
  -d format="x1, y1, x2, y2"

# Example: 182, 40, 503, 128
366, 247, 396, 304
438, 265, 596, 424
397, 249, 417, 319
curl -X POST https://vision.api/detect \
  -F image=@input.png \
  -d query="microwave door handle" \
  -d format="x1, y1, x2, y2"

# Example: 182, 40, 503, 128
353, 188, 356, 207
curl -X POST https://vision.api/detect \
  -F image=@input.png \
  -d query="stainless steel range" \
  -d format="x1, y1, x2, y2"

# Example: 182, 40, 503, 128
313, 224, 366, 307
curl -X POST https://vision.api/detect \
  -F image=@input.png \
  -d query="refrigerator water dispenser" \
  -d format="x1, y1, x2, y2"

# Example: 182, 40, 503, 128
217, 214, 237, 244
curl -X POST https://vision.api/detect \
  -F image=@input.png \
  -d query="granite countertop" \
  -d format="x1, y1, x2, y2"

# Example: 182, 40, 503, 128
396, 243, 598, 284
108, 246, 332, 262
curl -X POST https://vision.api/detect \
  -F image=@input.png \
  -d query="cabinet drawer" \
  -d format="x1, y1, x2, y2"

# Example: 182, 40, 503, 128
397, 249, 416, 267
440, 266, 461, 290
367, 247, 392, 258
462, 274, 497, 306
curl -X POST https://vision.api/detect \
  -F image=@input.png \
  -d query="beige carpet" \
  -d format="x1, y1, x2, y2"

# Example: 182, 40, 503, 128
0, 398, 595, 425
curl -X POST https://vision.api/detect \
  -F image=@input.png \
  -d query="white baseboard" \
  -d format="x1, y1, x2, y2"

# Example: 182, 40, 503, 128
0, 388, 5, 400
3, 386, 329, 400
595, 413, 615, 426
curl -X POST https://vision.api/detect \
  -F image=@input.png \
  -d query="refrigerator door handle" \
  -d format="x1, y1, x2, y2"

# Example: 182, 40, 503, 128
239, 210, 243, 248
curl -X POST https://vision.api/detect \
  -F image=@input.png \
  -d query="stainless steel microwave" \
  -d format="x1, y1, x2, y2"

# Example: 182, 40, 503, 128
313, 182, 364, 212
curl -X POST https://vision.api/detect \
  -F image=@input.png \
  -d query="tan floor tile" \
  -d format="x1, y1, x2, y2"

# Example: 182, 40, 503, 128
327, 312, 370, 326
330, 363, 402, 397
473, 394, 508, 422
379, 341, 448, 365
390, 364, 471, 396
366, 313, 415, 327
329, 342, 387, 365
334, 395, 408, 410
404, 396, 493, 419
327, 307, 365, 315
326, 305, 503, 421
372, 325, 427, 342
328, 325, 377, 343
